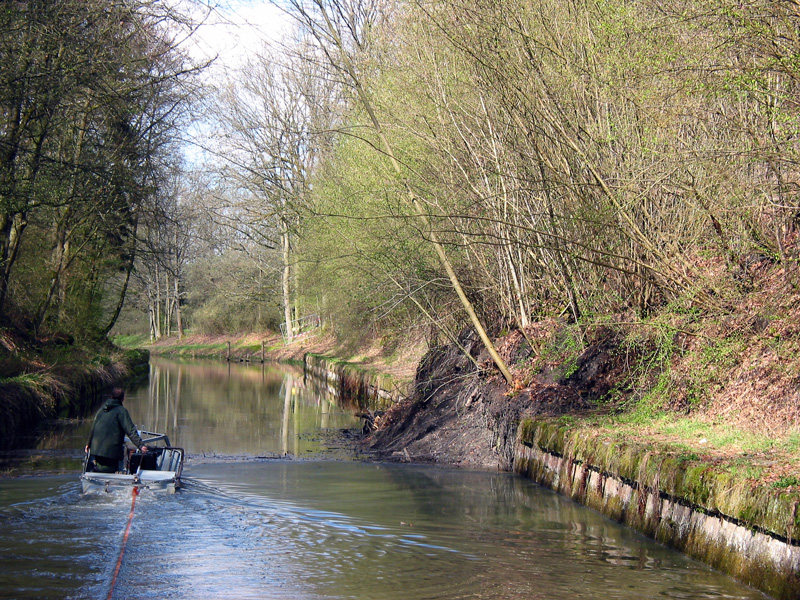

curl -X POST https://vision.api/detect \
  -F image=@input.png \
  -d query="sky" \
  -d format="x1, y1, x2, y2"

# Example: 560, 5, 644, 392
175, 1, 293, 165
181, 0, 291, 76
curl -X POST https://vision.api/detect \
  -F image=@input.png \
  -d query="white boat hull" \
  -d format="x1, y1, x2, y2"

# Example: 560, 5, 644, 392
80, 470, 179, 494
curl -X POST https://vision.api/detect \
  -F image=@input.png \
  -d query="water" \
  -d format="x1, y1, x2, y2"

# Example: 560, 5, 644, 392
0, 359, 768, 599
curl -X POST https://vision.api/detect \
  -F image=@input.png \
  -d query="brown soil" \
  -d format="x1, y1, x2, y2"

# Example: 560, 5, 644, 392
362, 328, 595, 469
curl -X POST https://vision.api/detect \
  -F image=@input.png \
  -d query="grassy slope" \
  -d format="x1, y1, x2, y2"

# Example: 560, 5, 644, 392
494, 258, 800, 492
117, 330, 422, 384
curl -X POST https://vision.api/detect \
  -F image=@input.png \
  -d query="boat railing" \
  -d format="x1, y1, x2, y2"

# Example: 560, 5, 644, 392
157, 448, 184, 476
138, 431, 172, 446
126, 446, 184, 474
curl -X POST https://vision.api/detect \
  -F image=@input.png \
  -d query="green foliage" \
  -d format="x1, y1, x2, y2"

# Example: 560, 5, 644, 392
0, 0, 195, 342
772, 476, 800, 489
681, 332, 747, 408
552, 326, 585, 380
284, 0, 800, 353
298, 127, 447, 345
89, 355, 112, 368
99, 0, 800, 364
623, 372, 673, 423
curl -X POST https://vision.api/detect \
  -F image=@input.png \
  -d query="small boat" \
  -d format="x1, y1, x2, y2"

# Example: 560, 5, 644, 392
81, 431, 184, 494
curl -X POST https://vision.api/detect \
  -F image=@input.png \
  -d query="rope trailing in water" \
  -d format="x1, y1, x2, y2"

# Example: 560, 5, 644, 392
107, 486, 139, 600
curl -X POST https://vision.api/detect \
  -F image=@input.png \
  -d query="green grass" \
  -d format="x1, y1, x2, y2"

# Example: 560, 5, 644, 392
571, 411, 800, 486
600, 413, 797, 448
1, 371, 51, 386
772, 475, 800, 489
170, 342, 227, 351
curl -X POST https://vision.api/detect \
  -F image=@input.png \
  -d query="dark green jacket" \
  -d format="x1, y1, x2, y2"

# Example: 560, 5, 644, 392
86, 398, 145, 459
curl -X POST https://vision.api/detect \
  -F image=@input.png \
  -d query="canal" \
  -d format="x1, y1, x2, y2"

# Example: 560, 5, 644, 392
0, 358, 768, 599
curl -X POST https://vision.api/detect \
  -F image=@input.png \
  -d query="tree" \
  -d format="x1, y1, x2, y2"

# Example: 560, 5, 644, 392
283, 0, 515, 383
211, 42, 329, 342
0, 0, 201, 338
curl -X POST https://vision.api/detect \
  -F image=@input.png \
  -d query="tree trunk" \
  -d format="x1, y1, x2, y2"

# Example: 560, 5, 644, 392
174, 275, 183, 339
0, 212, 29, 317
101, 256, 134, 336
164, 272, 172, 338
282, 216, 293, 340
154, 263, 162, 340
149, 302, 156, 342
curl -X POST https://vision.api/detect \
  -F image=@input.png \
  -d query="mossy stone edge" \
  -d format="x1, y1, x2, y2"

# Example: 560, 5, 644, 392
515, 419, 800, 600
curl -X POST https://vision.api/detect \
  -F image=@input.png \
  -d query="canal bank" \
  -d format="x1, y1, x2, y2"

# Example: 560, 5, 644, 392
305, 326, 800, 600
304, 353, 407, 409
515, 421, 800, 600
0, 343, 150, 452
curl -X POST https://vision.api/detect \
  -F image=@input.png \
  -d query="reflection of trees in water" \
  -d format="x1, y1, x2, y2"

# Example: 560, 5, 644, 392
303, 377, 366, 413
127, 358, 358, 455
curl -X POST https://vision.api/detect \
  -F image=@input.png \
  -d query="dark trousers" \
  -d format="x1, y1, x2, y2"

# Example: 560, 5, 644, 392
90, 455, 120, 473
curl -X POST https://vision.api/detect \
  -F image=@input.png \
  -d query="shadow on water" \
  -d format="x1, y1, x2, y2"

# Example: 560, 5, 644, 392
0, 358, 770, 600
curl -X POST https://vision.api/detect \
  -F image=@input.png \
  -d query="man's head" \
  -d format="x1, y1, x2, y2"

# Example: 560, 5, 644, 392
111, 387, 125, 402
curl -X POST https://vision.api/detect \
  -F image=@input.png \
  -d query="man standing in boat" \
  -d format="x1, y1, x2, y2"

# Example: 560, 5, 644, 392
84, 387, 148, 473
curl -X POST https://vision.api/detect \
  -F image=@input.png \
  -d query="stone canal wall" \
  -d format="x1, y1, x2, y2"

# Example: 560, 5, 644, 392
303, 353, 406, 410
514, 420, 800, 600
